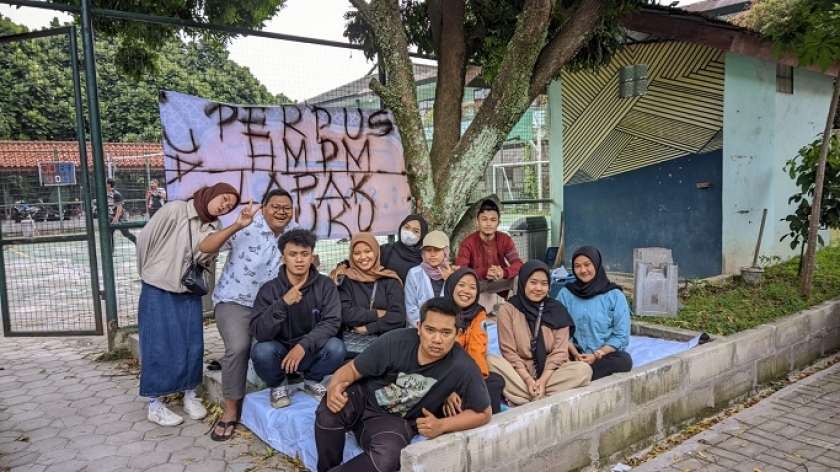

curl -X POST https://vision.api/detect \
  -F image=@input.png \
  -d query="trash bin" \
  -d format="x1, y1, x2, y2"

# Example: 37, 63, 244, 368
509, 216, 549, 262
21, 219, 34, 237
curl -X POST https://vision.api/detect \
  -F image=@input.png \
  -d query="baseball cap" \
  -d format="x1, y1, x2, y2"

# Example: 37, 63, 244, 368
423, 231, 450, 249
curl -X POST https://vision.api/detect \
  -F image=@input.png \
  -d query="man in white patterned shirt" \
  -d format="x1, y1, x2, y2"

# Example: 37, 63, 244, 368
209, 188, 300, 441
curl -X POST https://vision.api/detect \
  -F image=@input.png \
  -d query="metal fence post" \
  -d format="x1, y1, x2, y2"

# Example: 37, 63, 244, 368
70, 25, 105, 337
80, 0, 119, 350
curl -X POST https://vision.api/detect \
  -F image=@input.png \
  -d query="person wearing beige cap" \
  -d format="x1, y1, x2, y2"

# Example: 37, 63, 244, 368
404, 230, 457, 326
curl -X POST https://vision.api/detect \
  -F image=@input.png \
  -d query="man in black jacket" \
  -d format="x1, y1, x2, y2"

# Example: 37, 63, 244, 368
250, 229, 346, 408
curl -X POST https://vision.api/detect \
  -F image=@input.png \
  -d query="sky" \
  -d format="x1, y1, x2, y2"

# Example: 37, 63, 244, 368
1, 0, 707, 102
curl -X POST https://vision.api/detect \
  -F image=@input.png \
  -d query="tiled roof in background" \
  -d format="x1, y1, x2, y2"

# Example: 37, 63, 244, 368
0, 141, 163, 169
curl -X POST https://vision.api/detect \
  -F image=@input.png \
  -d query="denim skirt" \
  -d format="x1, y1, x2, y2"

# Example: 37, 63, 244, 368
138, 282, 204, 397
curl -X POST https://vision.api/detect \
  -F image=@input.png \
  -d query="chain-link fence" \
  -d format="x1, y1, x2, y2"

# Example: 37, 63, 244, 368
1, 6, 552, 332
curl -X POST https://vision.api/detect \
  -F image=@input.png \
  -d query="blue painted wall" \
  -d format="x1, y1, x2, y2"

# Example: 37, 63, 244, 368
564, 150, 722, 278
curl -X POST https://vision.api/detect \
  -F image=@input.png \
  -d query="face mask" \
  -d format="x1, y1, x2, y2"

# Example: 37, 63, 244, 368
401, 230, 420, 246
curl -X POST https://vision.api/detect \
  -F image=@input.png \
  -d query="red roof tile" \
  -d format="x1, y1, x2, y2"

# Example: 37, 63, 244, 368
0, 141, 164, 170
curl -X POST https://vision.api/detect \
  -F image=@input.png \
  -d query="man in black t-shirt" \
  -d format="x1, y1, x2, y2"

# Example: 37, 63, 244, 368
106, 178, 136, 254
315, 297, 491, 472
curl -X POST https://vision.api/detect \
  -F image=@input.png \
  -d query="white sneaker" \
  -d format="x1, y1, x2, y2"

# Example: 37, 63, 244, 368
270, 385, 291, 408
304, 382, 327, 403
148, 405, 184, 426
183, 395, 208, 420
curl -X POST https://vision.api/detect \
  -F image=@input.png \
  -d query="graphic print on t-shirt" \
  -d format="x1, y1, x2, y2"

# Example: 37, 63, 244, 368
374, 372, 437, 416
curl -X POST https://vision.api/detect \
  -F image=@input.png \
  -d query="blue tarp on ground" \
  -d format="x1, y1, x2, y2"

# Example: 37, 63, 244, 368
242, 324, 703, 471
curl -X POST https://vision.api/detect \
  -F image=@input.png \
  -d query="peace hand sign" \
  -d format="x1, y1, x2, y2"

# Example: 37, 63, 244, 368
236, 200, 261, 228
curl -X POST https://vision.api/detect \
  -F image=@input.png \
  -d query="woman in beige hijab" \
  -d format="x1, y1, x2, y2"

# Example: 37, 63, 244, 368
337, 233, 406, 357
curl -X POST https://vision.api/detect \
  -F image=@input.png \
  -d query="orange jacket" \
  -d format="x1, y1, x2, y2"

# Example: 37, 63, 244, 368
457, 309, 490, 379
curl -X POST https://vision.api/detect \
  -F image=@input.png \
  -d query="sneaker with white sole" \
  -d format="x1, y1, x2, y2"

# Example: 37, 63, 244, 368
270, 385, 291, 408
303, 382, 327, 403
183, 395, 208, 420
148, 405, 184, 426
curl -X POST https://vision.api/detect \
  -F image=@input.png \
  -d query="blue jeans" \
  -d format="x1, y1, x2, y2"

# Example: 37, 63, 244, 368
251, 337, 346, 388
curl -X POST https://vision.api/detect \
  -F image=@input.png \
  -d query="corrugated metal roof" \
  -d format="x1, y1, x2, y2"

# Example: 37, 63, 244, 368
682, 0, 750, 16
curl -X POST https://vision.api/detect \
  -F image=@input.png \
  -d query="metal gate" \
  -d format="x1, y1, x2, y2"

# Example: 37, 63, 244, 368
0, 26, 104, 336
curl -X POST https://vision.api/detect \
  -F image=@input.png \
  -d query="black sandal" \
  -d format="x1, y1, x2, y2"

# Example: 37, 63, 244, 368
208, 420, 237, 441
207, 359, 222, 371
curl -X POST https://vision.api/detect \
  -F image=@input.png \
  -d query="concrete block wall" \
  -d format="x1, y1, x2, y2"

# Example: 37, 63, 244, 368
401, 297, 840, 471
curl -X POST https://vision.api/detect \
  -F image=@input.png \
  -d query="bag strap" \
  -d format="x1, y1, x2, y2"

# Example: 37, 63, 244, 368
529, 302, 545, 358
369, 281, 378, 310
186, 220, 201, 270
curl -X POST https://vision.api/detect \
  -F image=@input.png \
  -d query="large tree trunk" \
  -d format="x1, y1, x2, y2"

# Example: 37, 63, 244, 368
353, 0, 606, 235
350, 0, 434, 214
434, 0, 606, 233
428, 0, 466, 177
432, 0, 556, 231
800, 71, 840, 297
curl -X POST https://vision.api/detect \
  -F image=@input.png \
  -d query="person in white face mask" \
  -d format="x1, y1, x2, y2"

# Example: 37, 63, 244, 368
379, 214, 428, 282
330, 214, 429, 284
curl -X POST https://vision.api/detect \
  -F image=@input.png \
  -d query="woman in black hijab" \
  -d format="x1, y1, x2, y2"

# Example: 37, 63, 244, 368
558, 246, 633, 380
379, 214, 428, 282
487, 260, 592, 405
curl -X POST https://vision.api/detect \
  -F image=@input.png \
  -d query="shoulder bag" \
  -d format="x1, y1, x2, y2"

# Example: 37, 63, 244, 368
180, 221, 209, 296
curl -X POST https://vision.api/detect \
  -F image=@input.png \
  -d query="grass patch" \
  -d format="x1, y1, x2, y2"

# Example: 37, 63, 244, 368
633, 245, 840, 336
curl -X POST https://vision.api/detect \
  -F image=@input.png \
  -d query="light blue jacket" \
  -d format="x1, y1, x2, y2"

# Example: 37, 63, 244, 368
557, 287, 630, 353
404, 266, 447, 327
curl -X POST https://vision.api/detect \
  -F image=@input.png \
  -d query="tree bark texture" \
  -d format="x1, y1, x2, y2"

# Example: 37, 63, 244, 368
428, 0, 466, 176
354, 0, 607, 235
799, 71, 840, 297
350, 0, 434, 215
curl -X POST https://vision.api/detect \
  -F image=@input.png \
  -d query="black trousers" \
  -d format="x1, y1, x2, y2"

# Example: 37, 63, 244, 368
591, 350, 633, 381
110, 227, 137, 253
486, 371, 505, 414
315, 383, 413, 472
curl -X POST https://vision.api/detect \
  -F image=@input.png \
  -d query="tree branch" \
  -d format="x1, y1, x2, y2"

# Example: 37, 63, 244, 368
529, 0, 606, 98
368, 78, 401, 109
429, 0, 467, 180
432, 0, 557, 230
427, 0, 443, 50
350, 0, 434, 216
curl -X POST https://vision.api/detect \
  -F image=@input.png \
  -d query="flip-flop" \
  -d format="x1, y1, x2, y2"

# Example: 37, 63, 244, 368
208, 420, 236, 441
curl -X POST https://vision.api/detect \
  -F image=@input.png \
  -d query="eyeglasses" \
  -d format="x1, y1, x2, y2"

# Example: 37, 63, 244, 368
268, 205, 293, 213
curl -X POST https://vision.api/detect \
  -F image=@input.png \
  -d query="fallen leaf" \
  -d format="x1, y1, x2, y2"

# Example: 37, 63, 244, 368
697, 451, 707, 458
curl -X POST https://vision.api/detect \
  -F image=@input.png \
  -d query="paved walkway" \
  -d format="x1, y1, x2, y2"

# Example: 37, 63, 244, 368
0, 332, 297, 472
4, 325, 839, 472
631, 359, 840, 472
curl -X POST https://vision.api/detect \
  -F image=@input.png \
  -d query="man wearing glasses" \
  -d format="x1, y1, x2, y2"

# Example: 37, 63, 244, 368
209, 188, 302, 441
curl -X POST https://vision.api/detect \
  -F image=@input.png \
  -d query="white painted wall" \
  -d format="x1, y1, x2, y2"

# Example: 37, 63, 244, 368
722, 53, 833, 273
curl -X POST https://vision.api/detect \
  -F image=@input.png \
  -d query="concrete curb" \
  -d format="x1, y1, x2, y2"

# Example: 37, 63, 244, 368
399, 297, 840, 471
128, 297, 840, 471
